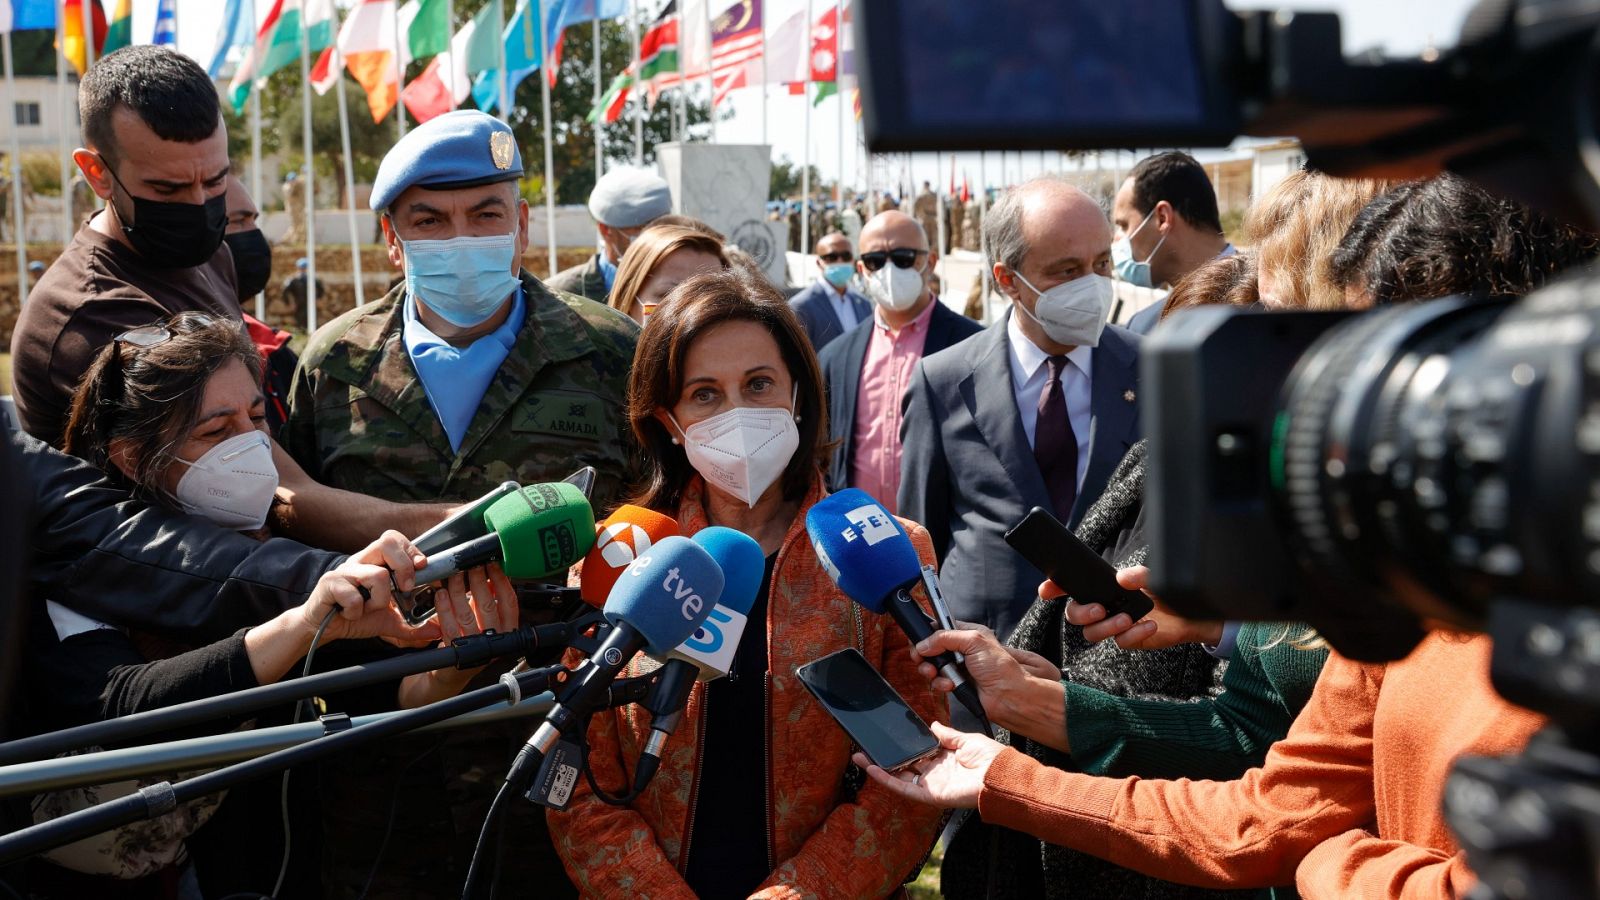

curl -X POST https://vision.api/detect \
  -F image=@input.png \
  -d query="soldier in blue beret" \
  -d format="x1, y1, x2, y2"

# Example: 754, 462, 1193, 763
281, 109, 638, 898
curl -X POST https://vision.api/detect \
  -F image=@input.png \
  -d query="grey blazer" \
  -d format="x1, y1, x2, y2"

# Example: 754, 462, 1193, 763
788, 280, 871, 352
897, 314, 1141, 640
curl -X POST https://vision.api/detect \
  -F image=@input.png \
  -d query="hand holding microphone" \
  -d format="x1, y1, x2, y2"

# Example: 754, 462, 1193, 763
806, 489, 992, 735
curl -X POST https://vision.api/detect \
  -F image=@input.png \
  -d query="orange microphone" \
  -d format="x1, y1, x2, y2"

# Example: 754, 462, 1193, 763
579, 505, 682, 609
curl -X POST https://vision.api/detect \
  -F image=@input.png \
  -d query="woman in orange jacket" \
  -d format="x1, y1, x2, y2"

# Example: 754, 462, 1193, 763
547, 269, 947, 899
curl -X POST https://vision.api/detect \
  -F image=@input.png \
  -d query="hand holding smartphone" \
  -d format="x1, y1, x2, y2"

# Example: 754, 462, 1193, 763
796, 648, 939, 772
1003, 507, 1156, 623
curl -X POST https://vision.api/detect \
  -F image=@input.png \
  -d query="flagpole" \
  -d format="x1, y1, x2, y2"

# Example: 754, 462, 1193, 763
978, 150, 989, 319
496, 0, 509, 124
799, 0, 810, 254
592, 17, 603, 178
758, 9, 766, 147
300, 5, 318, 335
537, 0, 556, 278
444, 0, 457, 103
334, 56, 366, 309
934, 150, 944, 287
628, 0, 641, 165
3, 29, 28, 301
833, 0, 841, 204
701, 0, 713, 143
55, 0, 72, 246
391, 0, 405, 139
81, 0, 94, 70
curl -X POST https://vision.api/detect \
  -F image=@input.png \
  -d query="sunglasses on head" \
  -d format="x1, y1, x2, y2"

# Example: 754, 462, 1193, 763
819, 251, 854, 264
859, 248, 927, 272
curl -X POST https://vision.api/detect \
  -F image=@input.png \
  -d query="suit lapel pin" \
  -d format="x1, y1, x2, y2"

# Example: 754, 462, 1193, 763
1124, 389, 1136, 403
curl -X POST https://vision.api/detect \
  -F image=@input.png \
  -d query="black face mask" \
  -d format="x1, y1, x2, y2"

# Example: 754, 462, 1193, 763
100, 155, 228, 268
224, 229, 273, 300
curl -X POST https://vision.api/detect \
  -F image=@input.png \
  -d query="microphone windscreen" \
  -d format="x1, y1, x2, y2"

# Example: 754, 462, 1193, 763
580, 505, 682, 608
804, 488, 921, 614
483, 482, 597, 580
689, 527, 764, 617
605, 535, 724, 657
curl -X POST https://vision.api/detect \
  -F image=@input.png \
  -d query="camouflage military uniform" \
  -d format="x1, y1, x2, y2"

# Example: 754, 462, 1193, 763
283, 270, 638, 899
285, 270, 638, 508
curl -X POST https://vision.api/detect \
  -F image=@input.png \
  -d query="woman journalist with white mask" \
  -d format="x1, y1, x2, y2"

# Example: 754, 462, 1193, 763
548, 270, 947, 899
17, 312, 512, 896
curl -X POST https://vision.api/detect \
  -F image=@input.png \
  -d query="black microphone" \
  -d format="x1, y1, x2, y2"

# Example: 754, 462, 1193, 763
806, 489, 991, 733
506, 536, 724, 796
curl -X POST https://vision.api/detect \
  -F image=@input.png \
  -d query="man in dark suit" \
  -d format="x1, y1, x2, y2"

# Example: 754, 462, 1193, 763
789, 231, 872, 351
819, 211, 982, 506
899, 178, 1140, 641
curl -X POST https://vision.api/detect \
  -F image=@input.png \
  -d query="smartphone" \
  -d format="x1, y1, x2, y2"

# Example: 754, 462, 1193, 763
1003, 507, 1156, 622
921, 564, 963, 664
796, 648, 940, 772
399, 482, 521, 624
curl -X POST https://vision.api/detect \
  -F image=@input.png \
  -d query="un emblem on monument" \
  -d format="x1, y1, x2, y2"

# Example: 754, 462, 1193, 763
731, 220, 775, 269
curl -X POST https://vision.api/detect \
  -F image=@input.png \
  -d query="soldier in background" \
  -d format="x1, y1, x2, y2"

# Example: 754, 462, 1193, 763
961, 196, 983, 251
284, 110, 638, 899
280, 257, 322, 333
281, 169, 305, 244
913, 180, 939, 245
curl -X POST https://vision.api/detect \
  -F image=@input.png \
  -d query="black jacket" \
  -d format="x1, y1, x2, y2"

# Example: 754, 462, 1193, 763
15, 429, 342, 645
816, 300, 983, 491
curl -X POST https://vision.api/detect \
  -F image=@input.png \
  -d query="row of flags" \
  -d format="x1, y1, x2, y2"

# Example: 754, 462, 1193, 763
1, 0, 859, 130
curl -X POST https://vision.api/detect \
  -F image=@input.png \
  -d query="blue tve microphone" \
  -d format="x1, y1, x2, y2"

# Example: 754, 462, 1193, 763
626, 527, 768, 797
806, 489, 989, 732
511, 535, 723, 799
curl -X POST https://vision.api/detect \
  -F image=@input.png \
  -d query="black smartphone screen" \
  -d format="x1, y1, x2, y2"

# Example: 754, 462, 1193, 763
1004, 507, 1156, 622
796, 648, 939, 771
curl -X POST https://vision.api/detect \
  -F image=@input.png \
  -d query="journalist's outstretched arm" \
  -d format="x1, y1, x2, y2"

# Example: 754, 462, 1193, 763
18, 430, 343, 642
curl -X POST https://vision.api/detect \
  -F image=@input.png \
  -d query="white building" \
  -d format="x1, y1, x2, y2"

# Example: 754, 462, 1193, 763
1250, 139, 1308, 201
9, 75, 79, 154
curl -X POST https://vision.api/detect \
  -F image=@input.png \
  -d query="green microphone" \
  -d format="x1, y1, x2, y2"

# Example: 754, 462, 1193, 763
414, 483, 595, 583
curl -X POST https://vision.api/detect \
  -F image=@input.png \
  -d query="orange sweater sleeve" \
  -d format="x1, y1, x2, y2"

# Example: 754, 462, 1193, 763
1295, 829, 1477, 899
977, 648, 1386, 890
752, 523, 948, 900
546, 649, 698, 900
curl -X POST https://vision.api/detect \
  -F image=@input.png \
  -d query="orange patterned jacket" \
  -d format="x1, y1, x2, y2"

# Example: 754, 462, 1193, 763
548, 475, 947, 899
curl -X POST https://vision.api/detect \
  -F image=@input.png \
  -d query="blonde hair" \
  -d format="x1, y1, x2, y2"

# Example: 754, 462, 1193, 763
1262, 624, 1329, 652
608, 224, 730, 319
1246, 171, 1395, 310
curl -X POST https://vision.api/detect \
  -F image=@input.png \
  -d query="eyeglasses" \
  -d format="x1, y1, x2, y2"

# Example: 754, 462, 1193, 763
819, 251, 854, 264
858, 248, 927, 272
114, 313, 217, 349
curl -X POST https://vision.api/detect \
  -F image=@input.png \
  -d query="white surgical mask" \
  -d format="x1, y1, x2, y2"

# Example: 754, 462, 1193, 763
669, 391, 801, 508
863, 261, 925, 312
1111, 208, 1166, 288
172, 431, 279, 530
1011, 271, 1114, 348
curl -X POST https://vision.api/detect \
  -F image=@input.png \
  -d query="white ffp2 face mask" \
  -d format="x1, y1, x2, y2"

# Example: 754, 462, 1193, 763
863, 261, 925, 312
172, 431, 279, 530
670, 395, 801, 508
1012, 271, 1114, 347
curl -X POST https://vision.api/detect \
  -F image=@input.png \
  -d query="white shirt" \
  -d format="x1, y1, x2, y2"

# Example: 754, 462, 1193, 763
1007, 310, 1094, 490
820, 277, 861, 332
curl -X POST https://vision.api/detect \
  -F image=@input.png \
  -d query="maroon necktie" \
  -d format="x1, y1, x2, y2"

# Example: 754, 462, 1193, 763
1033, 356, 1078, 522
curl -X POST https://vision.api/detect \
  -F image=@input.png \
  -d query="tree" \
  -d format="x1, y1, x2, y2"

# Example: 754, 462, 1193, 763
770, 156, 823, 201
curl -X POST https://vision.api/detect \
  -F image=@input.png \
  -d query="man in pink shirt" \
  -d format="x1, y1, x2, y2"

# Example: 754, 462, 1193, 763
818, 211, 983, 511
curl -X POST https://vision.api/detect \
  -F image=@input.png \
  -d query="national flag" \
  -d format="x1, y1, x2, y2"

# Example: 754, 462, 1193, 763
851, 85, 860, 120
807, 5, 834, 84
228, 0, 336, 112
309, 0, 405, 124
587, 68, 631, 123
152, 0, 176, 45
812, 80, 834, 106
470, 0, 541, 115
405, 0, 448, 61
708, 0, 760, 107
100, 0, 129, 54
402, 0, 501, 122
637, 3, 678, 106
763, 7, 804, 85
5, 0, 59, 32
207, 0, 252, 77
57, 0, 107, 75
542, 0, 625, 87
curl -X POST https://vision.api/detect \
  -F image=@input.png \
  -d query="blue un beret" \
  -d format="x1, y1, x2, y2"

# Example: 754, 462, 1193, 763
370, 110, 524, 212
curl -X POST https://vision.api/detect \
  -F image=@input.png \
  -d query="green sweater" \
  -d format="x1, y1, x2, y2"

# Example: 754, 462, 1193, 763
1065, 622, 1331, 780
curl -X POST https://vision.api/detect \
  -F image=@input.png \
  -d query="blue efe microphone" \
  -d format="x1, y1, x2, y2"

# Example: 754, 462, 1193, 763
510, 535, 723, 790
806, 489, 989, 732
629, 526, 768, 797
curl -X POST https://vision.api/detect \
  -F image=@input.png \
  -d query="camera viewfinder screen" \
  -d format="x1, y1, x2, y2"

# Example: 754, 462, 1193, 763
885, 0, 1208, 133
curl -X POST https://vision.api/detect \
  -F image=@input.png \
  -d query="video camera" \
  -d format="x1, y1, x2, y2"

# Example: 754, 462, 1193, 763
859, 3, 1600, 895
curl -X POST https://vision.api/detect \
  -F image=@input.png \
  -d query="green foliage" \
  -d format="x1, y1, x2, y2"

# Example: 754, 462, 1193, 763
770, 156, 823, 201
19, 152, 61, 195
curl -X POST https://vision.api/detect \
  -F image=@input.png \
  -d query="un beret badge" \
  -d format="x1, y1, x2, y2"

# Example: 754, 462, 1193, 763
490, 131, 515, 170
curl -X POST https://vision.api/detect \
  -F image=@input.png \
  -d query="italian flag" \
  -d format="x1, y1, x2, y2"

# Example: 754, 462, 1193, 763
228, 0, 336, 113
401, 0, 503, 123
